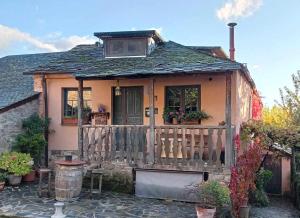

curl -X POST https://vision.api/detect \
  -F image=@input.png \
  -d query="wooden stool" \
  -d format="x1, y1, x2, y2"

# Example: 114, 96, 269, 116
90, 169, 103, 196
38, 168, 51, 197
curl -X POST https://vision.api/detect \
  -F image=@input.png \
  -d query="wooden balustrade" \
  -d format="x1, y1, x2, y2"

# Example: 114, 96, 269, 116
82, 125, 234, 171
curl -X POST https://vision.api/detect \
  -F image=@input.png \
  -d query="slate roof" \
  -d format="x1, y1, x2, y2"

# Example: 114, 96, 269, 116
27, 41, 244, 80
0, 52, 62, 110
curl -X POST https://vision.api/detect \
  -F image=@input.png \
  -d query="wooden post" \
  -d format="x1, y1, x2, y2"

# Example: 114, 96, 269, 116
225, 73, 232, 168
149, 78, 155, 164
78, 79, 84, 160
42, 75, 49, 167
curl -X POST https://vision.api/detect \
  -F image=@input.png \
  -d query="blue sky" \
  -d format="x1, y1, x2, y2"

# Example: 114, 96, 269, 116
0, 0, 299, 106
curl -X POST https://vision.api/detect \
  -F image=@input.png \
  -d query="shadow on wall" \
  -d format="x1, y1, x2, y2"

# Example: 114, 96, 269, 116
0, 138, 11, 154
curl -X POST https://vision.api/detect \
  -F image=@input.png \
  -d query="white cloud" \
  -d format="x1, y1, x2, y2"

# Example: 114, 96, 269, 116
216, 0, 263, 22
0, 24, 96, 53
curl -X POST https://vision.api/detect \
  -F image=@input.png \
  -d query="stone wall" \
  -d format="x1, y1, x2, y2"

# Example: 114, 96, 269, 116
0, 99, 39, 153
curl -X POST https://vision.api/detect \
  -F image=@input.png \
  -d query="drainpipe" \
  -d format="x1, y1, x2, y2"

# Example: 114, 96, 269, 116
42, 74, 49, 167
228, 22, 237, 61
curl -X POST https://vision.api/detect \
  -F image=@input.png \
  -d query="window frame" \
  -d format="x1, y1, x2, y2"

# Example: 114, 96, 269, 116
61, 87, 92, 125
164, 85, 201, 114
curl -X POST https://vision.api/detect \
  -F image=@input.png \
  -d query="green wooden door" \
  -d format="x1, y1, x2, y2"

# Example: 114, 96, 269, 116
113, 87, 143, 125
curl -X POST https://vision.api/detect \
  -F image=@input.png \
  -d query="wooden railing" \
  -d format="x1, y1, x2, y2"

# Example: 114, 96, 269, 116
82, 125, 234, 171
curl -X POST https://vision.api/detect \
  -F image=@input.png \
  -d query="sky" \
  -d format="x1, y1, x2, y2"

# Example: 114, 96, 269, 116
0, 0, 299, 106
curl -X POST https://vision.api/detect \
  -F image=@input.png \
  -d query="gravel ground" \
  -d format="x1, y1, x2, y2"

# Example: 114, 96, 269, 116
250, 196, 300, 218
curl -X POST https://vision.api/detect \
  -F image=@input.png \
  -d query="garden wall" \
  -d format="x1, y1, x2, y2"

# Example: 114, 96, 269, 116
0, 99, 39, 153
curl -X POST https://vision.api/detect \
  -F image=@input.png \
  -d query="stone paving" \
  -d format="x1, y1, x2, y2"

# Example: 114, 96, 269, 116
0, 184, 196, 218
250, 197, 300, 218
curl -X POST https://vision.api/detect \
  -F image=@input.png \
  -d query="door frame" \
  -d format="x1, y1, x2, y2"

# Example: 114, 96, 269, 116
111, 86, 144, 125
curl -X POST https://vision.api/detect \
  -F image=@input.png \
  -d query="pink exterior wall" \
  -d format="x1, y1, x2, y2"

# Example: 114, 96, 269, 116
282, 157, 291, 194
34, 72, 252, 152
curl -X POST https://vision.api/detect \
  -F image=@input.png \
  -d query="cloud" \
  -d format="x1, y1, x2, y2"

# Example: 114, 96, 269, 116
216, 0, 263, 22
0, 24, 96, 53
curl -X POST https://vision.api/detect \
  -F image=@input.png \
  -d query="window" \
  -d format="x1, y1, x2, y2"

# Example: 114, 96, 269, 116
165, 86, 200, 112
62, 88, 92, 123
105, 38, 147, 57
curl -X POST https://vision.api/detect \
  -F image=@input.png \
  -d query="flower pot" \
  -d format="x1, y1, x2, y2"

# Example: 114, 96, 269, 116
8, 175, 22, 186
23, 170, 36, 182
239, 205, 250, 218
182, 120, 200, 125
0, 181, 5, 191
172, 118, 178, 125
195, 205, 216, 218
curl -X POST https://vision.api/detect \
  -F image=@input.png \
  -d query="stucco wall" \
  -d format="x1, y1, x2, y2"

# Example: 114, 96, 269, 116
34, 72, 251, 152
282, 157, 291, 194
0, 98, 39, 153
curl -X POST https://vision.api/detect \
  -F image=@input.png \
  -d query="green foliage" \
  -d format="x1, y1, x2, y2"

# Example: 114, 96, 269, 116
263, 106, 292, 129
13, 113, 49, 166
0, 152, 33, 176
277, 72, 300, 128
182, 110, 211, 121
0, 171, 7, 182
198, 181, 230, 208
162, 107, 173, 122
249, 169, 273, 207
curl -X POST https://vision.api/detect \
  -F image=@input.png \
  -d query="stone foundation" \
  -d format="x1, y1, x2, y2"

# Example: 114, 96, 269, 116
49, 149, 230, 194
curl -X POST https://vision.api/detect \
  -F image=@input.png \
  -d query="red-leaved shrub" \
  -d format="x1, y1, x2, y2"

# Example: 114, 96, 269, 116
229, 136, 262, 217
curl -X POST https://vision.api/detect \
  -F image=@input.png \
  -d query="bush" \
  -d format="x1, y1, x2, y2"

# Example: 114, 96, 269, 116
0, 152, 33, 176
198, 181, 230, 208
183, 110, 211, 121
0, 171, 7, 182
13, 113, 49, 166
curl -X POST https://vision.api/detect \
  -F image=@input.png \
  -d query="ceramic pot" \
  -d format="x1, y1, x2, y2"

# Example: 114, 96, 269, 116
239, 205, 250, 218
8, 174, 22, 186
172, 118, 178, 125
0, 181, 5, 191
182, 120, 200, 125
23, 170, 36, 182
195, 205, 216, 218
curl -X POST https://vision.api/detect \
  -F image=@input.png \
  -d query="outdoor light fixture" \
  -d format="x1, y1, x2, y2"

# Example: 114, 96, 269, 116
115, 80, 121, 96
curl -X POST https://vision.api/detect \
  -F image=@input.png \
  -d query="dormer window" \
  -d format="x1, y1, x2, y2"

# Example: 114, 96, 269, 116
105, 38, 147, 58
94, 30, 164, 58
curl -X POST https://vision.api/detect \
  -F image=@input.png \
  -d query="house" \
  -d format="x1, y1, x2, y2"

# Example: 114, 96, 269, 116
0, 52, 61, 153
22, 25, 262, 200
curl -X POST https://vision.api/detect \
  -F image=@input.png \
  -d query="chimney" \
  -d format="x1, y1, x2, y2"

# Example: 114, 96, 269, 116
228, 22, 237, 61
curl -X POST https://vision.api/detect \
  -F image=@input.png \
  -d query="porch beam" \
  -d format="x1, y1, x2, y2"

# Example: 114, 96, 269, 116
149, 78, 155, 164
42, 75, 49, 167
225, 73, 233, 168
78, 79, 84, 160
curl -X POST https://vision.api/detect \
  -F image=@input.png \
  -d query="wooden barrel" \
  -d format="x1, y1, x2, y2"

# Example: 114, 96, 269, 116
55, 161, 84, 201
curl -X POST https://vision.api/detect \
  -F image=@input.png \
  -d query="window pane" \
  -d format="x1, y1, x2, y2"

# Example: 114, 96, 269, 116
64, 89, 92, 118
166, 87, 181, 111
106, 39, 146, 57
184, 87, 199, 112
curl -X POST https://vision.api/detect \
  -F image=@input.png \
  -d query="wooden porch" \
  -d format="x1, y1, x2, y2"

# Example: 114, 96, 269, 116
82, 124, 235, 171
77, 74, 235, 172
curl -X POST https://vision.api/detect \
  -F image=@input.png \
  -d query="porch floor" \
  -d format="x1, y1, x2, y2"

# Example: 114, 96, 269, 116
0, 184, 196, 218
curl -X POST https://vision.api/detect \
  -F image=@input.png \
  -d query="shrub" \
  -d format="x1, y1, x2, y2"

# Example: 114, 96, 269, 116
229, 142, 262, 218
0, 152, 33, 176
0, 171, 7, 182
198, 181, 230, 208
249, 169, 273, 207
13, 113, 49, 166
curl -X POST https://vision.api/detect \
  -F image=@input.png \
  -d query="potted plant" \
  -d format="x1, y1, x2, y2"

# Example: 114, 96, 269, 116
182, 110, 211, 125
195, 181, 230, 218
0, 171, 7, 191
0, 152, 33, 186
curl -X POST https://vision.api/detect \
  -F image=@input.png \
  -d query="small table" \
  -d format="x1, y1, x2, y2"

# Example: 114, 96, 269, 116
38, 168, 52, 197
90, 169, 103, 196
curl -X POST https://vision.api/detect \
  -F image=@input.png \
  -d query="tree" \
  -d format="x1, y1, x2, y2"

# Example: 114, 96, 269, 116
277, 71, 300, 128
262, 106, 291, 129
